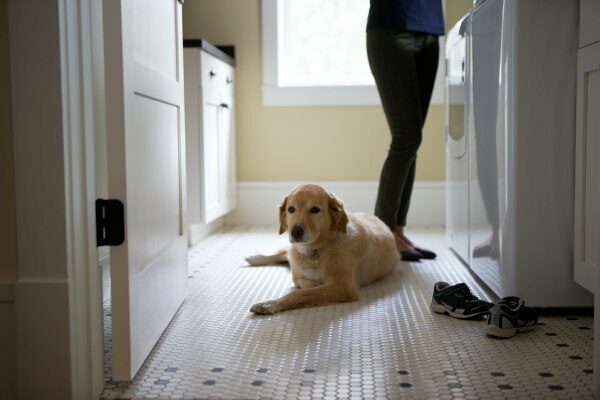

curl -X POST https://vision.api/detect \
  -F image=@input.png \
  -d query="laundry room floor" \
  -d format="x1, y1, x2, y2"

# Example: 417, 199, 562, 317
101, 226, 594, 400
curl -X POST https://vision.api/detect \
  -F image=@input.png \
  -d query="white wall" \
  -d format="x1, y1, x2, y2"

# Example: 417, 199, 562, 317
8, 1, 77, 397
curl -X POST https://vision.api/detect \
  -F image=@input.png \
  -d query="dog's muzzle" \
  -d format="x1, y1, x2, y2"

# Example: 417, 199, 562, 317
290, 225, 304, 242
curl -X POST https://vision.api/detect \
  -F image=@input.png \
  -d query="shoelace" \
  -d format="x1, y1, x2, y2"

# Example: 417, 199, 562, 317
454, 288, 477, 301
454, 288, 490, 309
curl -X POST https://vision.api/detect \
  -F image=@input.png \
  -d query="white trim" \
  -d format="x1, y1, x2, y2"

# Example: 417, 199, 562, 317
9, 0, 103, 397
262, 0, 280, 88
189, 217, 225, 247
60, 0, 104, 397
261, 0, 446, 107
224, 181, 445, 227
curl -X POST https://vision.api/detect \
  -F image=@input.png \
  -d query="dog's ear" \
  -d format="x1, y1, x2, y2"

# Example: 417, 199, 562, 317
328, 192, 348, 233
278, 196, 288, 235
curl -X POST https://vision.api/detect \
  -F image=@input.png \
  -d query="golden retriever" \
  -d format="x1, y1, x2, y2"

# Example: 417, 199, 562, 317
245, 184, 399, 315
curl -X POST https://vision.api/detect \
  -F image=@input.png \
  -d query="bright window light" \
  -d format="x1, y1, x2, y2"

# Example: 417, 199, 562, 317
279, 0, 374, 87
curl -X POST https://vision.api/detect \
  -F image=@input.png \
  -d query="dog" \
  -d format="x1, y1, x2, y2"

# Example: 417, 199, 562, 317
245, 184, 399, 315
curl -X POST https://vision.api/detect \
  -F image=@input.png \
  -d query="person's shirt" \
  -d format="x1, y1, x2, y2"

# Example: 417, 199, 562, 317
367, 0, 445, 36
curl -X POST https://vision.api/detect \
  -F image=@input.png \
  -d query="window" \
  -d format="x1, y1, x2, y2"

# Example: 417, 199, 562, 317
262, 0, 445, 106
279, 0, 373, 87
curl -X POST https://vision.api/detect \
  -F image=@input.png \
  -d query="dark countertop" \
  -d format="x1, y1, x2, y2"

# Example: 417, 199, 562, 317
183, 39, 236, 67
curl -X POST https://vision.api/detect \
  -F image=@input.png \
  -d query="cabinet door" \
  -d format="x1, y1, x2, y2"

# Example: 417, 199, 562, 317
201, 87, 223, 222
219, 93, 236, 213
574, 42, 600, 293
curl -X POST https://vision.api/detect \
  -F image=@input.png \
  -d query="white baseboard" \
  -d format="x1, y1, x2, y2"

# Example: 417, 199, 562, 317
188, 217, 225, 247
225, 181, 445, 227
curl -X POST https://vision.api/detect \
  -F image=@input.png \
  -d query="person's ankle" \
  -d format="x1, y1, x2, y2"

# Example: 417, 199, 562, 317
394, 233, 412, 251
394, 232, 413, 251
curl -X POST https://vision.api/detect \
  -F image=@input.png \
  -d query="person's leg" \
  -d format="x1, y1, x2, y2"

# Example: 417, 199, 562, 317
367, 30, 424, 245
396, 34, 439, 229
395, 35, 439, 258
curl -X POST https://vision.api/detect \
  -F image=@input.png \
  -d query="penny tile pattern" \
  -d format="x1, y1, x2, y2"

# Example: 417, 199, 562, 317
101, 227, 594, 399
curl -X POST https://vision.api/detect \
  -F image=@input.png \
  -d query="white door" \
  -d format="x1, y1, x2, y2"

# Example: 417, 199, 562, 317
103, 0, 188, 381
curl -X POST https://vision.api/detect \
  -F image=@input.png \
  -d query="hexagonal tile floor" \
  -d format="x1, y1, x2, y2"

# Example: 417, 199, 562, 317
101, 226, 593, 399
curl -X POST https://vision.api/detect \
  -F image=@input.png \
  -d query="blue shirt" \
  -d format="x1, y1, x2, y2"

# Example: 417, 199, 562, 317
367, 0, 445, 36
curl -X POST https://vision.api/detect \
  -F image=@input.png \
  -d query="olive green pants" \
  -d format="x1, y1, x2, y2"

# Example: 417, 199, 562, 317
367, 29, 439, 229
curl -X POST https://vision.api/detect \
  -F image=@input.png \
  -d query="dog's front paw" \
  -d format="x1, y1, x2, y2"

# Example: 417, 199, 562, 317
245, 254, 266, 266
250, 301, 280, 315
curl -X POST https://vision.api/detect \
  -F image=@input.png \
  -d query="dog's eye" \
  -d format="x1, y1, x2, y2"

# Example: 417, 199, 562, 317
287, 206, 296, 213
310, 206, 320, 214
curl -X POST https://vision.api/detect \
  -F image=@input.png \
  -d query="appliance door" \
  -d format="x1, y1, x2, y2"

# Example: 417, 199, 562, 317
445, 26, 470, 263
468, 0, 505, 296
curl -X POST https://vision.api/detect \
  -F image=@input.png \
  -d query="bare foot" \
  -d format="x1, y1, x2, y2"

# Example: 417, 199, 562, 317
394, 226, 416, 247
394, 232, 413, 251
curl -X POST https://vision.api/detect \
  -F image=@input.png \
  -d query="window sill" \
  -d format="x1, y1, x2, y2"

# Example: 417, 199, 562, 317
262, 85, 382, 106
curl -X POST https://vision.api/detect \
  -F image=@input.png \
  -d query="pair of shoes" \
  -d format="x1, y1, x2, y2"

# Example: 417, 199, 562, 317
400, 247, 437, 261
430, 282, 539, 338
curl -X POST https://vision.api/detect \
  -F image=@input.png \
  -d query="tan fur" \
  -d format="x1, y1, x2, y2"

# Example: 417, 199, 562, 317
245, 184, 399, 315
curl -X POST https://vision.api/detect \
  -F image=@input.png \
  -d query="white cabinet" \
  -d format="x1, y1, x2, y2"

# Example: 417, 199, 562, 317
574, 41, 600, 294
184, 47, 236, 228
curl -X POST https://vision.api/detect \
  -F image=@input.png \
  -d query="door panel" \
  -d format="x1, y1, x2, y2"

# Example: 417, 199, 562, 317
201, 87, 222, 222
584, 71, 600, 270
575, 42, 600, 293
219, 94, 236, 212
103, 0, 187, 381
132, 0, 178, 80
129, 95, 181, 271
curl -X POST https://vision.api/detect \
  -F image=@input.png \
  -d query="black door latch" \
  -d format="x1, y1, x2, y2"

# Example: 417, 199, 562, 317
96, 199, 125, 247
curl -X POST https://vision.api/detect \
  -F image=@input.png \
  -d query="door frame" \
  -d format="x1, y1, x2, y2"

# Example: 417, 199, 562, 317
8, 0, 104, 397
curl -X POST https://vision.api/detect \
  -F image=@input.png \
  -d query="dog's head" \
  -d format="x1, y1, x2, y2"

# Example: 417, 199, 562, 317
278, 184, 348, 244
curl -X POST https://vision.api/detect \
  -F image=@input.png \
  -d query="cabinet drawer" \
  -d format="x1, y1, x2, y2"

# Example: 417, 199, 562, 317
200, 51, 234, 94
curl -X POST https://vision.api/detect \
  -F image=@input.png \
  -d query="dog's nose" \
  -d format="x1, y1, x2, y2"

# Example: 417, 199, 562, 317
291, 225, 304, 241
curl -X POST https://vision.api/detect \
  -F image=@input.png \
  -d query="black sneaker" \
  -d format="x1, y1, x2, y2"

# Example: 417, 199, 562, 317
485, 297, 539, 338
430, 282, 492, 319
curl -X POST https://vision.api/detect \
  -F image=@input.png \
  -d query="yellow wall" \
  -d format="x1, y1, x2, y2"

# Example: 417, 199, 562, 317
183, 0, 470, 181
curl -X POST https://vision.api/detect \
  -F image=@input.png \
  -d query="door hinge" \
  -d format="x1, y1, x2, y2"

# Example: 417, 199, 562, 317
96, 199, 125, 247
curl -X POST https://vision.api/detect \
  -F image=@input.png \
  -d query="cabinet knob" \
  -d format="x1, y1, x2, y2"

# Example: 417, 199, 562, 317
219, 103, 229, 109
226, 77, 232, 84
209, 70, 217, 77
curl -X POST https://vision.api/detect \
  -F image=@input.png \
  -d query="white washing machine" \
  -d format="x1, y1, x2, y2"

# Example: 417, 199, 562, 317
446, 0, 592, 307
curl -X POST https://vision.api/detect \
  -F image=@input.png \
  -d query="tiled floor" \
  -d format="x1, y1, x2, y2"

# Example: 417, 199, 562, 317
101, 226, 594, 399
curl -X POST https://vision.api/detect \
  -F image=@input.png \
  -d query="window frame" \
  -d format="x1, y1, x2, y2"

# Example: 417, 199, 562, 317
261, 0, 446, 107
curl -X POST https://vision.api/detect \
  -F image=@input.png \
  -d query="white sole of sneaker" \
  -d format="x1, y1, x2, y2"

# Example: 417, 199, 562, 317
430, 300, 486, 320
484, 323, 536, 338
